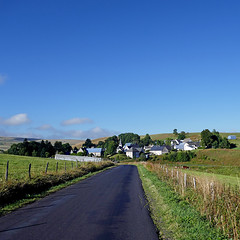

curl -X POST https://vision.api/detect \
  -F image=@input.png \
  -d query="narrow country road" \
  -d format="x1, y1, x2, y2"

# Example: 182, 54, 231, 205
0, 165, 159, 240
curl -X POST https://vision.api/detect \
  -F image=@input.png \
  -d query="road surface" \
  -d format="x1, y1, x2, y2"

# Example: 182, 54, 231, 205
0, 165, 159, 240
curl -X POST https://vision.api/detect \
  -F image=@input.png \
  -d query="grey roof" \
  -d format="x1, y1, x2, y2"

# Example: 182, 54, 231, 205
187, 142, 200, 147
87, 148, 103, 153
126, 147, 143, 153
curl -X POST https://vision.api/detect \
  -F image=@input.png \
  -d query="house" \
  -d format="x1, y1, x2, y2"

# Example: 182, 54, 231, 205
86, 148, 104, 157
150, 145, 170, 155
77, 147, 86, 154
228, 135, 236, 140
171, 139, 182, 149
175, 142, 200, 151
184, 142, 200, 150
123, 143, 139, 152
144, 145, 154, 152
125, 147, 144, 158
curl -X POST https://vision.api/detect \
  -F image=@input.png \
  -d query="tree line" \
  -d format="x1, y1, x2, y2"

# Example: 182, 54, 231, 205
7, 139, 72, 158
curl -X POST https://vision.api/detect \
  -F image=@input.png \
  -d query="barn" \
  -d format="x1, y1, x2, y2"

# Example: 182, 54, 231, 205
228, 135, 237, 140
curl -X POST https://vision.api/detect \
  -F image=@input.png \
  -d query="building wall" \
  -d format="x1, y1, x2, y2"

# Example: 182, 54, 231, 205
150, 150, 162, 155
126, 151, 133, 158
55, 154, 101, 162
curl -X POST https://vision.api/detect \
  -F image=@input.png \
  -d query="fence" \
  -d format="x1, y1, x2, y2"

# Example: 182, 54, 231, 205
0, 159, 84, 183
145, 162, 240, 240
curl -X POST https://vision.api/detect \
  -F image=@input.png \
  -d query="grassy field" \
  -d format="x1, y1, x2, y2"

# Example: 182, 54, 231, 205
155, 149, 240, 179
0, 154, 88, 182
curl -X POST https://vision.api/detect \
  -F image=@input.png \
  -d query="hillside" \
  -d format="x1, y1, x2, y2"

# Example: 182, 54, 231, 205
0, 137, 84, 152
73, 132, 240, 148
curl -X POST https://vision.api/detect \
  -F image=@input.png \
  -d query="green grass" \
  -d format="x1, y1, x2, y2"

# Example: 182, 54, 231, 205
0, 154, 80, 182
180, 169, 240, 187
155, 149, 240, 182
137, 164, 227, 240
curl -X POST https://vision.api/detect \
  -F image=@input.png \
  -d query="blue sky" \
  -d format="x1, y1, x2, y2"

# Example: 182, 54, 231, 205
0, 0, 240, 140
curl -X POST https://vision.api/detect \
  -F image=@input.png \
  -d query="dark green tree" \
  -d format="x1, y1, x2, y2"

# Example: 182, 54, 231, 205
82, 139, 95, 148
173, 129, 178, 136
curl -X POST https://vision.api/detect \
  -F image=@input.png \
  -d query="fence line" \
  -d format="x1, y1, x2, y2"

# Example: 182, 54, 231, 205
145, 162, 240, 239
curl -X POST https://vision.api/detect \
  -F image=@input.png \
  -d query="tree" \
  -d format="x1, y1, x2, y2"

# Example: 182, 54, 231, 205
118, 133, 140, 145
140, 134, 153, 146
82, 139, 95, 148
165, 138, 172, 146
178, 131, 186, 140
201, 129, 213, 148
155, 140, 164, 145
173, 129, 178, 136
97, 141, 105, 148
62, 143, 72, 154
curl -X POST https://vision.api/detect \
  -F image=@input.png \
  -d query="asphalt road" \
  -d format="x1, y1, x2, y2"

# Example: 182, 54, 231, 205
0, 165, 159, 240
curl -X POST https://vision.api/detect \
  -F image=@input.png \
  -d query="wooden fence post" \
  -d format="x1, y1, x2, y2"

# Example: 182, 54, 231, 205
65, 162, 66, 172
184, 173, 187, 188
29, 163, 31, 179
45, 162, 49, 174
193, 177, 196, 189
171, 169, 174, 178
5, 161, 9, 181
56, 162, 58, 172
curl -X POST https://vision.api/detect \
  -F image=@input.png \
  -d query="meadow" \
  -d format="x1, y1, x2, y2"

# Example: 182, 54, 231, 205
0, 154, 81, 182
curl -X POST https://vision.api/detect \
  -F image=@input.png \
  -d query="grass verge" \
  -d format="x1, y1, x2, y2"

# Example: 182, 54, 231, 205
137, 164, 227, 240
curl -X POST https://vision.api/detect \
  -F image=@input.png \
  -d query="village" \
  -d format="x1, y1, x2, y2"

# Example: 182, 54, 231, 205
73, 138, 201, 159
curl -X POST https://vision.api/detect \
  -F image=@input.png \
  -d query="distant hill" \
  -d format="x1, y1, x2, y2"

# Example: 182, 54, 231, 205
73, 132, 240, 148
0, 137, 85, 151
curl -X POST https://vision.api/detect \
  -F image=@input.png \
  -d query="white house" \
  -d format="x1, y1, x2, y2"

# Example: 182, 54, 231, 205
175, 142, 200, 151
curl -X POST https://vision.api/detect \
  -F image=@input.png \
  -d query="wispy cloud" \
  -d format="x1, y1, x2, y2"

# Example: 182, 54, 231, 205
36, 124, 54, 130
34, 124, 117, 139
0, 113, 31, 126
0, 74, 7, 85
61, 117, 93, 126
66, 127, 117, 139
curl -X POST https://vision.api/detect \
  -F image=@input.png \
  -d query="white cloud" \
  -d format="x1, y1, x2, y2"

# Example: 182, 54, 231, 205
0, 74, 7, 85
61, 118, 93, 126
0, 113, 31, 126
